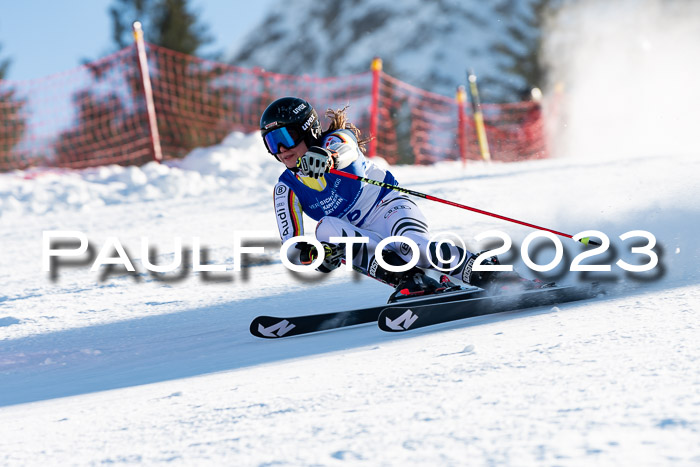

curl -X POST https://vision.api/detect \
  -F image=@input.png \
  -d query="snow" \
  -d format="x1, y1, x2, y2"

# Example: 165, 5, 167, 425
3, 287, 699, 465
2, 2, 700, 459
542, 0, 700, 162
1, 126, 699, 464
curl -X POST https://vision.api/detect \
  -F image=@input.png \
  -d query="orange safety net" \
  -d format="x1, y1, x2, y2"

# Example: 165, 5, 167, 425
0, 46, 153, 171
479, 101, 547, 162
376, 73, 460, 164
149, 45, 373, 160
0, 43, 547, 172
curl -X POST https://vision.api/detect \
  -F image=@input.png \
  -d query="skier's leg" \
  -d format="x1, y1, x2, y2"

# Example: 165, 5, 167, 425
347, 198, 471, 298
316, 201, 539, 295
365, 197, 472, 280
363, 197, 537, 291
314, 216, 412, 287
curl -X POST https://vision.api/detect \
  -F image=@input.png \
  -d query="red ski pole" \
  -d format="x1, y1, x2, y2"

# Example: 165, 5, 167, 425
329, 168, 600, 246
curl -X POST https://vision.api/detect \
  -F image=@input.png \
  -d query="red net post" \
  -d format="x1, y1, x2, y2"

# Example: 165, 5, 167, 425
368, 57, 382, 158
132, 21, 163, 163
456, 85, 468, 166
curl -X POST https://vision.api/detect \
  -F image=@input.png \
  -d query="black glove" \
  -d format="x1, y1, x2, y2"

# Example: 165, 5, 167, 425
297, 242, 343, 273
297, 147, 336, 179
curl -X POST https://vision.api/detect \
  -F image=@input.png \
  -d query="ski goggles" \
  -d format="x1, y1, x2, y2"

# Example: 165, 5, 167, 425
263, 125, 304, 155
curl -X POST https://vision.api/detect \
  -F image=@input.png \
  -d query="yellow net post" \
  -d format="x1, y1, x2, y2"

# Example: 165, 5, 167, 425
467, 71, 491, 161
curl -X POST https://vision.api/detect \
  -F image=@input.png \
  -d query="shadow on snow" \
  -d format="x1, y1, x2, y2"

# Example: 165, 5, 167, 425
0, 286, 600, 407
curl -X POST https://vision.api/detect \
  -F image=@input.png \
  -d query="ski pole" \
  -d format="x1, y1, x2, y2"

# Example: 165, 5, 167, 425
328, 168, 601, 246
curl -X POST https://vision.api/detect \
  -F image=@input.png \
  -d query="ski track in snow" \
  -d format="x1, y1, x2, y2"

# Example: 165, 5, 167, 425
1, 132, 699, 465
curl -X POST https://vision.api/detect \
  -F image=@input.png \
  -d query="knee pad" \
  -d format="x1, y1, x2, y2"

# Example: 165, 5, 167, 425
395, 232, 432, 269
315, 216, 353, 242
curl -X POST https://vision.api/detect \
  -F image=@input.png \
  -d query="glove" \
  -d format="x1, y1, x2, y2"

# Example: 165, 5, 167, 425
297, 242, 343, 273
297, 147, 336, 179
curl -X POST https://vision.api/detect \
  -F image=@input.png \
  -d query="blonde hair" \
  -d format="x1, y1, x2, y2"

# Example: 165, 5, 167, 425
324, 106, 372, 153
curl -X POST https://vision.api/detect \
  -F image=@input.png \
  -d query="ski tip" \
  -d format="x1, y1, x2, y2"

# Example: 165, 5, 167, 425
249, 317, 296, 339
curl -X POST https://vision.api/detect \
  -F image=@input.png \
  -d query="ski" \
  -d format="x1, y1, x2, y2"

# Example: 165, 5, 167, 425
250, 287, 485, 339
378, 283, 602, 332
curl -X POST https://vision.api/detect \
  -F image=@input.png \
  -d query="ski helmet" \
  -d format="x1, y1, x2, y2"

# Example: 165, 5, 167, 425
260, 97, 322, 156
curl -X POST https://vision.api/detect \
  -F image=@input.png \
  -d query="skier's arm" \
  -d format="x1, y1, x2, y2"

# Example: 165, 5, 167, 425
275, 182, 313, 266
324, 131, 360, 169
297, 130, 362, 177
272, 183, 339, 269
273, 181, 304, 244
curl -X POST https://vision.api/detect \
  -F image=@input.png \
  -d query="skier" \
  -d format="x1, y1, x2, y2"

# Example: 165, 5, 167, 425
261, 96, 526, 301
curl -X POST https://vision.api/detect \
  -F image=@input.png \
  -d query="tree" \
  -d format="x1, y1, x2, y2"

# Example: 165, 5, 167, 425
55, 0, 225, 165
53, 90, 137, 167
111, 0, 234, 157
0, 43, 28, 171
490, 0, 563, 102
109, 0, 212, 55
148, 58, 237, 158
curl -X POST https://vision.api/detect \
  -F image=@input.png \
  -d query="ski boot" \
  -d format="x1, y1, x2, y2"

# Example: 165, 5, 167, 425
466, 254, 555, 294
365, 250, 461, 303
438, 274, 463, 292
388, 268, 461, 303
